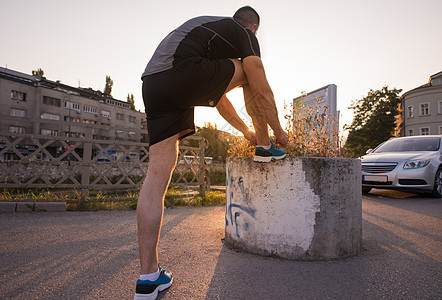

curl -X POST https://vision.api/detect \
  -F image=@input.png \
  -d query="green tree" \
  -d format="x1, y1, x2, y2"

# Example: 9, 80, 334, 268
32, 68, 45, 77
344, 86, 402, 158
195, 123, 229, 162
103, 75, 113, 96
127, 93, 135, 110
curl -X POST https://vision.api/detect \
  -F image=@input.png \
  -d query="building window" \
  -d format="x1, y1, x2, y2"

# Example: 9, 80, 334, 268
129, 116, 136, 123
101, 110, 111, 118
440, 126, 442, 135
11, 90, 26, 101
439, 100, 442, 114
41, 129, 61, 136
84, 105, 98, 114
65, 101, 81, 111
64, 131, 84, 138
105, 99, 129, 108
43, 96, 61, 107
116, 113, 124, 120
41, 113, 60, 120
93, 135, 110, 140
407, 106, 413, 118
419, 103, 430, 116
64, 116, 80, 123
10, 108, 26, 117
408, 129, 414, 136
420, 127, 430, 135
82, 119, 97, 124
9, 126, 25, 134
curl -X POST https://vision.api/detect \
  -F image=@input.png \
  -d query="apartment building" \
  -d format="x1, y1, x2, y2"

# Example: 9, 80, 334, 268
0, 67, 148, 142
401, 71, 442, 136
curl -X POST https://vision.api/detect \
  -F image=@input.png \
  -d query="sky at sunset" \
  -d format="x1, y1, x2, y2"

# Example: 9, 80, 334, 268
1, 0, 441, 135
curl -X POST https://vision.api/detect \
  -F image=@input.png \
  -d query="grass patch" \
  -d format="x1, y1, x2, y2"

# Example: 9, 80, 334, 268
0, 188, 71, 202
67, 199, 136, 211
195, 190, 226, 206
130, 187, 226, 209
1, 187, 226, 211
67, 190, 139, 211
164, 189, 225, 208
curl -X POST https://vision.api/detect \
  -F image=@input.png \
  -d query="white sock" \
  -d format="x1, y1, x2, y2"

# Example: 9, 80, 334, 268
257, 144, 271, 150
139, 268, 160, 281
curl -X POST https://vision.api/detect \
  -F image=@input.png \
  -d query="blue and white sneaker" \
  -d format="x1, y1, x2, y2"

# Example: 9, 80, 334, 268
253, 140, 286, 162
134, 267, 173, 300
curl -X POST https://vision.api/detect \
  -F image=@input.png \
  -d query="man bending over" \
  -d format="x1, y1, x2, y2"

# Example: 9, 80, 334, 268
135, 6, 289, 299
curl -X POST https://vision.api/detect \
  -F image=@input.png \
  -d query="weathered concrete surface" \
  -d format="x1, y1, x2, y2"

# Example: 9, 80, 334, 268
0, 193, 441, 300
15, 202, 34, 212
225, 157, 361, 260
14, 202, 66, 212
0, 202, 16, 212
35, 202, 66, 212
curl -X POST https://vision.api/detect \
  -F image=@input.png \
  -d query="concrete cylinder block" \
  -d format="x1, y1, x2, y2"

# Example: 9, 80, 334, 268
225, 157, 362, 260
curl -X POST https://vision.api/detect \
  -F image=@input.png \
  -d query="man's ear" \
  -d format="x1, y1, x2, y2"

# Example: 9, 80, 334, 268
249, 24, 258, 34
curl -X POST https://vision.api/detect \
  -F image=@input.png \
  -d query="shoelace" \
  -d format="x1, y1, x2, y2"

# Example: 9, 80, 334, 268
270, 140, 282, 151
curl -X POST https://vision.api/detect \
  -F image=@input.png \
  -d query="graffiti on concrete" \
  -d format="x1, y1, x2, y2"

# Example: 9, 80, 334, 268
226, 167, 256, 237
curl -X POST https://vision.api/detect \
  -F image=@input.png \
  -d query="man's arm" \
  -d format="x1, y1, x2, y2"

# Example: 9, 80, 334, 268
242, 56, 288, 146
216, 95, 257, 145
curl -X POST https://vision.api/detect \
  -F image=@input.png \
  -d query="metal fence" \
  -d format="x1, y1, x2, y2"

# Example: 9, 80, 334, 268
0, 127, 209, 198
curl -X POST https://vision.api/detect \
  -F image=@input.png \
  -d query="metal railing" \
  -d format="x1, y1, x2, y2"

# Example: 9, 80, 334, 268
0, 127, 209, 198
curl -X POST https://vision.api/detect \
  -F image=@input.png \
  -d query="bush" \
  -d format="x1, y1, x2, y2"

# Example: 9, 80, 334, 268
228, 102, 343, 158
198, 190, 226, 206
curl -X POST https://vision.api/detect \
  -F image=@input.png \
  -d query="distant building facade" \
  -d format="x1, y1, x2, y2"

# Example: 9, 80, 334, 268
401, 71, 442, 136
0, 67, 148, 142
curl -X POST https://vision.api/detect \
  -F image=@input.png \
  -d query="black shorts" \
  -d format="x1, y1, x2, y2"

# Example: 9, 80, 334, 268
142, 57, 235, 146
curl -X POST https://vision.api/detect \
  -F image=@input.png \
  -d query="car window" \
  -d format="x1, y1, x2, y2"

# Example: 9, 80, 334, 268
374, 137, 440, 152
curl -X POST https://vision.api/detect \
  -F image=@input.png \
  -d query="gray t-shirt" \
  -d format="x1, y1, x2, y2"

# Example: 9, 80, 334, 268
142, 16, 261, 78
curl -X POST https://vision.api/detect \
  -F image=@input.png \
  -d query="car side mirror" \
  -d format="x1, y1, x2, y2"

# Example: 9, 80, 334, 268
366, 149, 373, 154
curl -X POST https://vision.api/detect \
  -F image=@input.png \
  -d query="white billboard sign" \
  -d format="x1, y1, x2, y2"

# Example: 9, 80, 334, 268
293, 84, 337, 119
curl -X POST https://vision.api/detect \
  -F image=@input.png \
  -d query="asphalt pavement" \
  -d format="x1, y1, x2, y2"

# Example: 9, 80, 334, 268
0, 189, 441, 299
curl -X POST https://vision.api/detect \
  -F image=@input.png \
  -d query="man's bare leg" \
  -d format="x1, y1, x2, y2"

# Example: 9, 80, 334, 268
221, 59, 271, 146
222, 59, 285, 146
242, 83, 271, 146
136, 133, 179, 274
241, 56, 289, 146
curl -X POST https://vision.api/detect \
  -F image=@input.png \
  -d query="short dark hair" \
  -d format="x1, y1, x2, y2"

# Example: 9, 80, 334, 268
233, 6, 260, 27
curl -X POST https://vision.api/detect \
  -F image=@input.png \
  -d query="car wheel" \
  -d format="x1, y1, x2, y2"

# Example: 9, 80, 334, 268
362, 187, 372, 194
432, 167, 442, 198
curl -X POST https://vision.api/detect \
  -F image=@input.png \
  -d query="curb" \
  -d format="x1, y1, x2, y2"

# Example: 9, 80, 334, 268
0, 202, 17, 213
0, 202, 66, 212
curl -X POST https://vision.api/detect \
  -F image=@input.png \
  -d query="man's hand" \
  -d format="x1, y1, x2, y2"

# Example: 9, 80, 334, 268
216, 95, 258, 146
242, 56, 288, 148
275, 130, 289, 147
243, 130, 257, 146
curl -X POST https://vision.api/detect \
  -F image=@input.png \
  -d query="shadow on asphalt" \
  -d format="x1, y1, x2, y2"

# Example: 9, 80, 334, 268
0, 211, 139, 299
364, 188, 442, 219
204, 192, 441, 300
367, 188, 423, 199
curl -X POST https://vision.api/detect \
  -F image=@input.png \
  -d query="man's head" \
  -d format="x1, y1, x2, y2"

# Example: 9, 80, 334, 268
233, 6, 260, 34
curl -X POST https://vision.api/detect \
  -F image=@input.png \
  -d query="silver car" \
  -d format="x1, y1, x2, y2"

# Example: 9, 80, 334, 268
361, 135, 441, 197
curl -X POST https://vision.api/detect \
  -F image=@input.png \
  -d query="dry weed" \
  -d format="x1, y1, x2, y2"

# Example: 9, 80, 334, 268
228, 101, 343, 158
